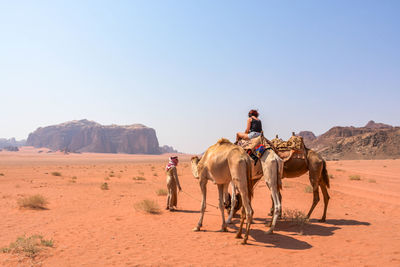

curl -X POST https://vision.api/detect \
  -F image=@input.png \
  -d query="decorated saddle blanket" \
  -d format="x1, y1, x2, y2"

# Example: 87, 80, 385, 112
270, 135, 307, 161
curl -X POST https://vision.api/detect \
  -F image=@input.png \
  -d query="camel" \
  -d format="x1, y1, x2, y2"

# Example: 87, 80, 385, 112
191, 138, 283, 244
190, 138, 254, 244
252, 135, 331, 222
272, 146, 331, 222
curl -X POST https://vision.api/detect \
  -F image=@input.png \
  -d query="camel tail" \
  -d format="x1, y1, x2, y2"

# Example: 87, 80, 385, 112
322, 160, 330, 188
246, 159, 253, 200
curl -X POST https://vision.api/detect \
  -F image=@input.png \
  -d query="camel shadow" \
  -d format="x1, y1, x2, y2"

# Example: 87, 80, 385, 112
172, 209, 200, 214
313, 219, 371, 226
248, 229, 312, 249
275, 221, 340, 237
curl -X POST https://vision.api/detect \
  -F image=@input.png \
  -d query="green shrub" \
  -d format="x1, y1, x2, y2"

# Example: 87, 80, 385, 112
1, 235, 53, 258
135, 199, 160, 214
304, 185, 313, 193
18, 195, 48, 210
101, 182, 109, 190
156, 189, 168, 196
349, 175, 361, 181
282, 209, 309, 235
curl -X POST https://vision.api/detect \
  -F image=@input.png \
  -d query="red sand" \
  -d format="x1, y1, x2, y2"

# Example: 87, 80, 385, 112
0, 147, 399, 266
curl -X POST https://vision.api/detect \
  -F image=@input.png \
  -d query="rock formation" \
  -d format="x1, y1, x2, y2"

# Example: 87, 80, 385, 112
26, 119, 171, 154
297, 121, 400, 160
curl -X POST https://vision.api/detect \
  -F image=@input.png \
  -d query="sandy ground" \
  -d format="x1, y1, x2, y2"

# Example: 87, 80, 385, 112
0, 147, 399, 266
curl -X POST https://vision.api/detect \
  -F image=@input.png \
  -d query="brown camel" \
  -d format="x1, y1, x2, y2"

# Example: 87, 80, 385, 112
190, 138, 254, 244
277, 147, 330, 221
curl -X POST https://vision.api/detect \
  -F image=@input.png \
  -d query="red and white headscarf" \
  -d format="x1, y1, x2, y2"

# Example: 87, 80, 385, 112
166, 156, 179, 171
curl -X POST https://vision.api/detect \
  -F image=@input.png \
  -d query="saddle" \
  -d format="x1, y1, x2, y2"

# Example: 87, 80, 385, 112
271, 134, 307, 162
237, 134, 308, 181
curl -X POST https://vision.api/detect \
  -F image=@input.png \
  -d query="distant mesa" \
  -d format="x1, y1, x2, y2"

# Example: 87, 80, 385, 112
297, 121, 400, 160
0, 138, 26, 149
26, 119, 177, 155
3, 146, 19, 152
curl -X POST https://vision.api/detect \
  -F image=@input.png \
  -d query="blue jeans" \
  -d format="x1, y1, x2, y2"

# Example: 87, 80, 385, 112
248, 132, 261, 139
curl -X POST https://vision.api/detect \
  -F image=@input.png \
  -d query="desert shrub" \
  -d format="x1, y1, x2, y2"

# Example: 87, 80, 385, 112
135, 199, 160, 214
101, 183, 109, 190
133, 176, 146, 181
329, 174, 334, 179
282, 209, 309, 235
383, 165, 387, 168
138, 171, 144, 176
349, 175, 361, 181
72, 176, 77, 180
368, 178, 377, 183
153, 173, 158, 177
109, 173, 115, 177
1, 235, 53, 258
156, 189, 168, 196
336, 169, 344, 172
104, 177, 110, 181
151, 166, 155, 171
51, 172, 61, 176
18, 195, 48, 210
304, 185, 313, 193
0, 173, 4, 176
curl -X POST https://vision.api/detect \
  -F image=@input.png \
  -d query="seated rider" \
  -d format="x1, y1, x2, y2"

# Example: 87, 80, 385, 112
236, 109, 262, 144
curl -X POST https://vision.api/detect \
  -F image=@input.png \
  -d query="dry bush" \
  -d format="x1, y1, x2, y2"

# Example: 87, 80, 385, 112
1, 235, 53, 258
153, 173, 158, 177
349, 175, 361, 181
18, 195, 48, 210
329, 174, 334, 179
282, 209, 309, 235
156, 189, 168, 196
101, 182, 109, 190
0, 173, 4, 176
135, 199, 160, 214
368, 178, 377, 183
383, 165, 387, 168
51, 172, 61, 176
304, 185, 313, 193
336, 169, 344, 172
151, 166, 155, 171
138, 171, 145, 176
133, 176, 146, 181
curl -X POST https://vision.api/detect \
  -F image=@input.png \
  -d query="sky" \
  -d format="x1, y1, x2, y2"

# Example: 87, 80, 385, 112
0, 1, 399, 153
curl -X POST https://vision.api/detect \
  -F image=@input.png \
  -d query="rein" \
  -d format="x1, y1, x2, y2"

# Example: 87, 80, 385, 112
180, 190, 219, 209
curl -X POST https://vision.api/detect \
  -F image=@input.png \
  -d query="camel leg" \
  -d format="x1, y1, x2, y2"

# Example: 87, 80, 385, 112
217, 184, 228, 232
235, 207, 246, 239
193, 178, 207, 231
319, 183, 330, 222
306, 186, 320, 219
240, 190, 253, 244
306, 168, 321, 219
227, 183, 236, 224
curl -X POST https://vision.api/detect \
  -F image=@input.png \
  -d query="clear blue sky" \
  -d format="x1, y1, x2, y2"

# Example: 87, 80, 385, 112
1, 1, 399, 153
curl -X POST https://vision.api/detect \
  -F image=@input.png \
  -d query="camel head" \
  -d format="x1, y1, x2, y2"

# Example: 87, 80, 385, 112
191, 156, 200, 179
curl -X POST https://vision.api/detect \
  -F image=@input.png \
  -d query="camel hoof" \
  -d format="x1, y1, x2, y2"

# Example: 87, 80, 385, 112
235, 235, 242, 239
193, 227, 201, 232
265, 229, 273, 235
241, 239, 248, 245
319, 218, 326, 222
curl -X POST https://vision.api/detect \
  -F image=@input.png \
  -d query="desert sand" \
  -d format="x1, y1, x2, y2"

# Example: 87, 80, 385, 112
0, 147, 399, 266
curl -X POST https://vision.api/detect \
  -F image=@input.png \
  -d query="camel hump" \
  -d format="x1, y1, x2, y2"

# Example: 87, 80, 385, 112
217, 138, 232, 145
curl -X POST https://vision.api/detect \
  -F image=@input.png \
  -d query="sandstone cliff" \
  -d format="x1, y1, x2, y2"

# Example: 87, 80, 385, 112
297, 121, 400, 160
26, 119, 164, 154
